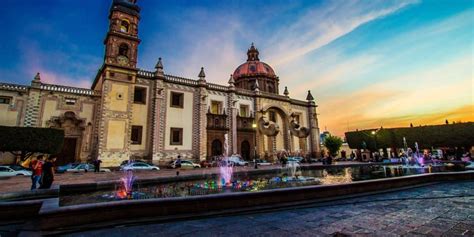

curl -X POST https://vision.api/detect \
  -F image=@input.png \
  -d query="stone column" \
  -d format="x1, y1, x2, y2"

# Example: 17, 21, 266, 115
306, 90, 321, 158
232, 101, 238, 155
196, 67, 208, 161
151, 75, 165, 164
24, 73, 43, 127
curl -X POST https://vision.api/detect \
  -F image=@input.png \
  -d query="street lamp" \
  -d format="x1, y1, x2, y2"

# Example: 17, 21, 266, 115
252, 123, 258, 169
371, 130, 378, 161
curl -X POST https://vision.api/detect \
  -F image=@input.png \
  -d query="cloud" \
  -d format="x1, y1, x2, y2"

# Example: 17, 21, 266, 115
318, 54, 473, 137
17, 37, 99, 89
265, 0, 419, 66
33, 70, 91, 89
146, 0, 418, 84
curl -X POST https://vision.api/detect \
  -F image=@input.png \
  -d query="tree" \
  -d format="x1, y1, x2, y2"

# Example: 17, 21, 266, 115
324, 135, 343, 157
345, 122, 474, 150
0, 126, 65, 161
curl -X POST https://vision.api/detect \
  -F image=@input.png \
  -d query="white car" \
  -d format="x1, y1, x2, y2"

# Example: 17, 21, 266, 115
121, 162, 160, 171
255, 159, 272, 166
0, 166, 32, 177
168, 160, 201, 169
228, 156, 249, 166
66, 163, 111, 173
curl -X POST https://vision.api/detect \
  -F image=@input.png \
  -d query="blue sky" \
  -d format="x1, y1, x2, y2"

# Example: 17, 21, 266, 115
0, 0, 472, 136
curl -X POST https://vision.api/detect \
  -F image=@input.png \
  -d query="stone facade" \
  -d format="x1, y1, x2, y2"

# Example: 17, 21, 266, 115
0, 0, 321, 166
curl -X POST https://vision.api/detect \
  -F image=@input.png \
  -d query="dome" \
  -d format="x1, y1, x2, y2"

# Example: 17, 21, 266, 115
232, 43, 277, 80
233, 61, 276, 80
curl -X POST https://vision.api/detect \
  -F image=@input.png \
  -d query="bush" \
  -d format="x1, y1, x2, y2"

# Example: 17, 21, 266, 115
0, 126, 64, 157
345, 122, 474, 150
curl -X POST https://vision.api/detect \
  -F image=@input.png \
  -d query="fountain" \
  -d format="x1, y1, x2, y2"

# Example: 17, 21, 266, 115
414, 142, 424, 166
99, 168, 149, 201
118, 170, 136, 199
280, 159, 319, 182
218, 134, 234, 187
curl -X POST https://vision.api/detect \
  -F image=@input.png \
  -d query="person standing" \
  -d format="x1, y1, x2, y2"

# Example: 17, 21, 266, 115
40, 156, 56, 189
30, 155, 44, 190
94, 157, 102, 173
175, 155, 182, 176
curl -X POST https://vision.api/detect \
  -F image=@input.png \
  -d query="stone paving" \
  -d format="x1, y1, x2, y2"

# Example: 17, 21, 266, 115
65, 181, 474, 237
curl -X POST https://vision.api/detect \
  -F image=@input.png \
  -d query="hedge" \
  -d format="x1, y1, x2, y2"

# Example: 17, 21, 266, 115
0, 126, 64, 154
345, 122, 474, 150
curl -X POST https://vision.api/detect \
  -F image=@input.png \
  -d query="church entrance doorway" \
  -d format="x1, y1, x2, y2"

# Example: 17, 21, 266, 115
241, 140, 250, 160
211, 139, 223, 157
57, 138, 77, 166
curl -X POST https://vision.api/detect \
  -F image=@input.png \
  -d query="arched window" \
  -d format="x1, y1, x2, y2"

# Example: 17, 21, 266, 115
120, 20, 129, 33
118, 43, 129, 57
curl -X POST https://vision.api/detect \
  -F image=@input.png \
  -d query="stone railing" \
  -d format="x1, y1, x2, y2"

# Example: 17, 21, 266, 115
290, 98, 309, 106
259, 91, 290, 101
207, 82, 228, 92
235, 88, 254, 97
164, 74, 198, 86
137, 70, 155, 78
40, 83, 101, 96
0, 82, 28, 92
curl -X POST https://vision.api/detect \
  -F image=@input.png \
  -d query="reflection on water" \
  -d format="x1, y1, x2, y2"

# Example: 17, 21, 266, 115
59, 164, 464, 207
321, 168, 352, 185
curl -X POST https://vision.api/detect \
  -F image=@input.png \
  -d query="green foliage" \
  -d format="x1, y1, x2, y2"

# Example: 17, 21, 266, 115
0, 126, 64, 154
324, 135, 343, 157
345, 122, 474, 150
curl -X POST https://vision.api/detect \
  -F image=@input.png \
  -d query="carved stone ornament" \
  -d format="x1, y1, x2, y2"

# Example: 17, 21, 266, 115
258, 115, 279, 136
46, 111, 86, 136
289, 115, 310, 138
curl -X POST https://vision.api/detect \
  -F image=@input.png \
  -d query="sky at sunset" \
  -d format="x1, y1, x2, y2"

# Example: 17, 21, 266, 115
0, 0, 472, 137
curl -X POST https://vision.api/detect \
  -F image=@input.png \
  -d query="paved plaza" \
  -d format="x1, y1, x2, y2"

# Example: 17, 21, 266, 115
62, 181, 474, 237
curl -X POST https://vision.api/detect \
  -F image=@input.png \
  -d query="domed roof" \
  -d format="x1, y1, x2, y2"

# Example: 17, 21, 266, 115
233, 43, 276, 80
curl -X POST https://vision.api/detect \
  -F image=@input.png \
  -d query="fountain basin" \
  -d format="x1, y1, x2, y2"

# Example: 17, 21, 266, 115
35, 171, 474, 231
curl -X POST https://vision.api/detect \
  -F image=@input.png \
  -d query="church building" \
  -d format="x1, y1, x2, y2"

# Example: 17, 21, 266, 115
0, 0, 321, 166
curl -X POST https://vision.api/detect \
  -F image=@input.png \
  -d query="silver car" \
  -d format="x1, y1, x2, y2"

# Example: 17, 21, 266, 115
121, 162, 160, 171
66, 163, 111, 173
0, 166, 32, 177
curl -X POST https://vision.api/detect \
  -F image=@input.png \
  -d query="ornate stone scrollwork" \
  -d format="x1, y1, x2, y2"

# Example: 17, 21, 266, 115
289, 113, 310, 138
46, 111, 86, 136
258, 115, 279, 136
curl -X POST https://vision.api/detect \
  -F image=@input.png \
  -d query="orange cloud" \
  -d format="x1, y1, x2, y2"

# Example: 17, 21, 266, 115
322, 104, 473, 137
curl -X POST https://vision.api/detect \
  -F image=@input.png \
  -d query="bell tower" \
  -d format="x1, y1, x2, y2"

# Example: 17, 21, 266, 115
91, 0, 142, 167
104, 0, 141, 68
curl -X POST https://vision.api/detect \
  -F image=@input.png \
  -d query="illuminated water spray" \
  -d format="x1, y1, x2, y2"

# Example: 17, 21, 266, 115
219, 134, 234, 186
117, 170, 136, 199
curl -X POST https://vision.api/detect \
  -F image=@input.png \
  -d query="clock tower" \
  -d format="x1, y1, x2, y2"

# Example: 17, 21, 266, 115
104, 0, 140, 68
92, 0, 142, 166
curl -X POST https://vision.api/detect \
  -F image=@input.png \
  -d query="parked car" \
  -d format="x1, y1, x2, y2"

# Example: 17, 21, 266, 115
121, 162, 160, 171
228, 156, 249, 166
168, 160, 201, 169
120, 159, 152, 167
8, 164, 31, 171
255, 159, 272, 166
0, 166, 32, 177
66, 163, 111, 173
56, 163, 79, 173
287, 157, 303, 163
